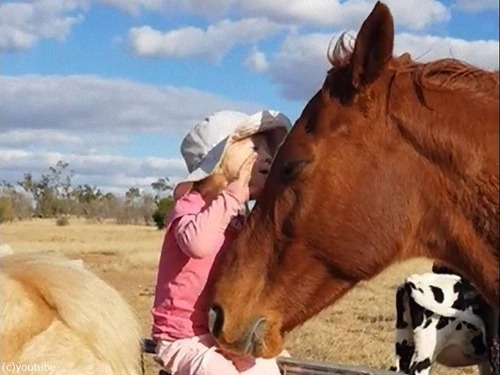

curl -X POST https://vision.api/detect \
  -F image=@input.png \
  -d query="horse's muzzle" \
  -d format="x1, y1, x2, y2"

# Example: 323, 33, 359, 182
208, 304, 267, 356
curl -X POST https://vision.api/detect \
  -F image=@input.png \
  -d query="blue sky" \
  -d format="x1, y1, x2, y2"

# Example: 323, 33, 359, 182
1, 0, 498, 194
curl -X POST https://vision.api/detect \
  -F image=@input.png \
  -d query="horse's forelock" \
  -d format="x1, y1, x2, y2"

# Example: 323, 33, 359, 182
327, 32, 355, 69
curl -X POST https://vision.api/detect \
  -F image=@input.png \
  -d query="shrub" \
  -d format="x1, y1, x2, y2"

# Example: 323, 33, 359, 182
0, 197, 15, 223
152, 196, 174, 230
56, 216, 70, 226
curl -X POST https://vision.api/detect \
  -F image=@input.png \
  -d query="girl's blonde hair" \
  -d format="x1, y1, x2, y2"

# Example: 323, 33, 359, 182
191, 171, 228, 204
190, 134, 270, 204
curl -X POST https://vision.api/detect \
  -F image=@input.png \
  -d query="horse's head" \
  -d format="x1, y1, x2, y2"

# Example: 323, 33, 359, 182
209, 1, 499, 359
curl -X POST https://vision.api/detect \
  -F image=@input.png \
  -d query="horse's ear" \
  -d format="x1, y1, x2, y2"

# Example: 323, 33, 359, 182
351, 1, 394, 89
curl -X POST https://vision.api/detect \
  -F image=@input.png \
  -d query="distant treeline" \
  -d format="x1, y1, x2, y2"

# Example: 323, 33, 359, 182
0, 160, 174, 229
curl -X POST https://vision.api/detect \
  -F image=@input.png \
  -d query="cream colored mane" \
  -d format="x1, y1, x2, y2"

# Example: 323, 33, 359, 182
1, 253, 141, 375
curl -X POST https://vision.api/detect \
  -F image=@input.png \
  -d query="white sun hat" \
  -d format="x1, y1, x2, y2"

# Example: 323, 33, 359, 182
177, 110, 292, 194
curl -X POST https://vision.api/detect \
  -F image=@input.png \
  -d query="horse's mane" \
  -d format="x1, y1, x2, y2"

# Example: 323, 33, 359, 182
327, 33, 499, 97
1, 253, 142, 374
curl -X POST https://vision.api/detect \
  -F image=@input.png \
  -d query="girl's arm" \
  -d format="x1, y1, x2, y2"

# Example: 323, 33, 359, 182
173, 182, 248, 259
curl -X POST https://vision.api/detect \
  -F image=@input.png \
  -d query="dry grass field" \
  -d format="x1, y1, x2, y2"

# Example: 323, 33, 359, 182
2, 219, 479, 375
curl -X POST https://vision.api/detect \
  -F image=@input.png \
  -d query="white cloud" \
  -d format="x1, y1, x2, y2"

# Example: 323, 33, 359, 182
244, 49, 269, 73
97, 0, 164, 14
383, 0, 450, 30
128, 18, 286, 61
2, 75, 263, 134
395, 33, 499, 70
0, 148, 186, 195
157, 0, 237, 17
126, 1, 452, 64
240, 1, 357, 27
0, 129, 127, 153
0, 0, 165, 51
269, 33, 337, 100
1, 74, 265, 193
268, 32, 499, 101
455, 0, 498, 12
0, 0, 84, 51
154, 0, 449, 31
0, 0, 452, 53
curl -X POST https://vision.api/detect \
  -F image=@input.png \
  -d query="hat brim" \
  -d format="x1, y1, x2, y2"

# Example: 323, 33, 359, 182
180, 110, 291, 186
181, 137, 231, 183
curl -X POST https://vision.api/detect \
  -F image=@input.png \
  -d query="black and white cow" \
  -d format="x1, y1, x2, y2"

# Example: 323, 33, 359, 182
390, 272, 490, 375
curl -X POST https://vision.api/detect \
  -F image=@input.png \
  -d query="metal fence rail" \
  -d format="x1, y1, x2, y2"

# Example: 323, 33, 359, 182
141, 339, 402, 375
277, 356, 402, 375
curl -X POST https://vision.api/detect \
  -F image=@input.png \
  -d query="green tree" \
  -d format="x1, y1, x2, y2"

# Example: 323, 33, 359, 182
0, 181, 33, 220
73, 184, 103, 218
18, 161, 74, 218
151, 178, 173, 203
49, 161, 74, 200
152, 196, 175, 230
19, 172, 54, 217
125, 187, 141, 203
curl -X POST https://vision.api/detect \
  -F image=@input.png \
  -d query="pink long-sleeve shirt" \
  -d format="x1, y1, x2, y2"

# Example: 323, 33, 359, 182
151, 183, 248, 341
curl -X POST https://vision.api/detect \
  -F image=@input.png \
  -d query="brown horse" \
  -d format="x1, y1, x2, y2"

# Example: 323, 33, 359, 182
209, 1, 499, 361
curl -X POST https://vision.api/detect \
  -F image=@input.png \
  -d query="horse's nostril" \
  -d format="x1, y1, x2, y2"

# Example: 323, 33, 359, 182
208, 304, 224, 338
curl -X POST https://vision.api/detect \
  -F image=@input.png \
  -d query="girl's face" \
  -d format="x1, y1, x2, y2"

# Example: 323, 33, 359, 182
223, 133, 272, 198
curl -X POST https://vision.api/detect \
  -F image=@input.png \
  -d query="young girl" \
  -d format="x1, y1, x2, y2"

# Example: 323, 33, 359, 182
151, 110, 292, 375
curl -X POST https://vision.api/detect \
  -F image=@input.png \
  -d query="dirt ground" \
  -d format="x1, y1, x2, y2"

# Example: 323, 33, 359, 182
2, 219, 479, 374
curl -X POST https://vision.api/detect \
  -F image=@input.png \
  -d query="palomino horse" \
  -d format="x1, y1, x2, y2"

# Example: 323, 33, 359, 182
0, 253, 142, 375
209, 0, 499, 366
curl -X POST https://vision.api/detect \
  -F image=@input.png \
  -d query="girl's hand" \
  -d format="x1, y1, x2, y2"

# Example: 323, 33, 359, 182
215, 348, 255, 371
248, 157, 270, 198
234, 154, 257, 190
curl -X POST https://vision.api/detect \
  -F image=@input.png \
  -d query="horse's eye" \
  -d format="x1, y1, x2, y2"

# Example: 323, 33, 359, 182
304, 114, 318, 134
282, 160, 310, 182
